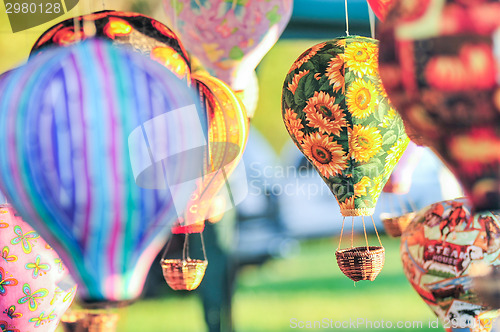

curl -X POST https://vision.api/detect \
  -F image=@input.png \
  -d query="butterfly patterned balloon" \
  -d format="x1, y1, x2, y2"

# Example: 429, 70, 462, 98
378, 0, 500, 212
30, 10, 191, 84
163, 0, 293, 92
0, 40, 201, 303
0, 205, 76, 332
282, 36, 409, 217
401, 199, 500, 332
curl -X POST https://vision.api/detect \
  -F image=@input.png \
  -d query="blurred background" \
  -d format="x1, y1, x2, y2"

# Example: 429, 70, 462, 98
0, 1, 465, 331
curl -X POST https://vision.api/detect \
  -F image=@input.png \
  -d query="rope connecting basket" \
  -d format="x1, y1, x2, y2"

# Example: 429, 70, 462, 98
161, 258, 208, 291
381, 212, 416, 238
335, 246, 385, 282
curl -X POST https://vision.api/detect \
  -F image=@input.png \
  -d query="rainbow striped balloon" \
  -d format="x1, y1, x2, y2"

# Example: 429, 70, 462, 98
0, 39, 205, 303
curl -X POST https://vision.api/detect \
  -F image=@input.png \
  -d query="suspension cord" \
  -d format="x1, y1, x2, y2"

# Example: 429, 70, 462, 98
344, 0, 350, 36
371, 215, 383, 247
362, 216, 369, 251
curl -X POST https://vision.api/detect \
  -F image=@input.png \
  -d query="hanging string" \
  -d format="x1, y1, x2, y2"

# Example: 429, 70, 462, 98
362, 216, 369, 251
351, 216, 354, 248
408, 197, 418, 212
161, 235, 174, 260
182, 233, 189, 261
344, 0, 350, 36
200, 232, 207, 261
101, 0, 105, 10
368, 6, 376, 39
338, 217, 346, 250
371, 215, 383, 247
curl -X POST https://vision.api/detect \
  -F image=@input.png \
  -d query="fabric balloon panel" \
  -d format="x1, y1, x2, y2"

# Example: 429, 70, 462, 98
378, 0, 500, 212
163, 0, 293, 90
0, 40, 202, 302
30, 10, 191, 84
401, 199, 500, 331
282, 37, 409, 217
0, 205, 76, 332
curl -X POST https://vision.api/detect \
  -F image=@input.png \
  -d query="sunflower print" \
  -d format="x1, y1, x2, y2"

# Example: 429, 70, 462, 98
301, 133, 347, 179
282, 36, 409, 217
349, 125, 383, 163
346, 79, 378, 119
304, 91, 347, 136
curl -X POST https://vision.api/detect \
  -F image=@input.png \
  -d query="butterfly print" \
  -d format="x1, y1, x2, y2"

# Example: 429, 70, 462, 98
10, 226, 39, 254
0, 268, 18, 296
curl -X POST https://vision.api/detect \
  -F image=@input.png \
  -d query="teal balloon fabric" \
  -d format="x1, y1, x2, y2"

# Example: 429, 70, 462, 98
0, 39, 204, 303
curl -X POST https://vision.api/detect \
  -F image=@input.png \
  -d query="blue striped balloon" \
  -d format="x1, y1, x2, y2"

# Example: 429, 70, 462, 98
0, 39, 207, 303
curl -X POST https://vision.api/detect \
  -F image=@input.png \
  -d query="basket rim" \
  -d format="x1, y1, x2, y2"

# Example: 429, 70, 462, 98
160, 258, 208, 266
335, 246, 385, 257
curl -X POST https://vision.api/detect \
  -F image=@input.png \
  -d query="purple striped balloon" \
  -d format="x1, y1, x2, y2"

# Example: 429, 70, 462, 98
0, 39, 206, 304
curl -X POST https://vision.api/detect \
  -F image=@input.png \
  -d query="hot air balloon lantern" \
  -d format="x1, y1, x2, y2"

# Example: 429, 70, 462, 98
0, 205, 77, 332
378, 0, 500, 213
401, 199, 500, 331
29, 11, 249, 274
0, 40, 204, 308
282, 36, 409, 281
163, 0, 293, 119
30, 10, 192, 84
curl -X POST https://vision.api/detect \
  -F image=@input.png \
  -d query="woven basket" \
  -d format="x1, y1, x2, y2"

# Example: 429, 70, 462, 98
335, 246, 385, 282
161, 258, 208, 291
381, 212, 415, 238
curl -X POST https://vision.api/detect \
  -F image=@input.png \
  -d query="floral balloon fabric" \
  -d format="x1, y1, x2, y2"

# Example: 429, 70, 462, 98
282, 36, 409, 217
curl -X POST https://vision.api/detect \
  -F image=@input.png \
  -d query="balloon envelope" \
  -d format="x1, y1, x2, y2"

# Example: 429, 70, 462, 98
163, 0, 293, 90
378, 0, 500, 212
401, 198, 500, 331
30, 10, 191, 83
282, 36, 409, 216
0, 205, 76, 332
0, 39, 203, 303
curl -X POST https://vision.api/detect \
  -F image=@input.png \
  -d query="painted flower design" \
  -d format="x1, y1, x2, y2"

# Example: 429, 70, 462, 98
17, 284, 48, 312
25, 255, 51, 279
346, 79, 378, 119
344, 41, 378, 77
288, 42, 327, 73
287, 70, 310, 95
29, 311, 56, 327
151, 46, 190, 81
0, 267, 17, 296
303, 91, 346, 136
354, 176, 372, 198
368, 174, 385, 202
381, 107, 396, 128
348, 125, 383, 163
283, 109, 305, 142
103, 18, 133, 39
339, 196, 355, 211
10, 225, 39, 254
326, 54, 345, 93
385, 138, 410, 175
301, 132, 347, 179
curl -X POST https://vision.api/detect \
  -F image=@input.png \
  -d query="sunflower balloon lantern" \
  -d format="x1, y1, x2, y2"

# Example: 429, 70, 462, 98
282, 36, 409, 281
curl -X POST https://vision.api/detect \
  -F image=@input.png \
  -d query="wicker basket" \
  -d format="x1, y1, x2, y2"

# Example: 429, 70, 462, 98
61, 311, 119, 332
381, 212, 415, 238
335, 246, 385, 282
161, 258, 208, 291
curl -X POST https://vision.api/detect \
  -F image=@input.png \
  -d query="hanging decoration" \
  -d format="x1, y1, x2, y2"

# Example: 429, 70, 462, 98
401, 198, 500, 331
378, 0, 500, 212
0, 39, 202, 304
30, 10, 191, 84
282, 36, 409, 281
163, 0, 293, 118
0, 205, 77, 332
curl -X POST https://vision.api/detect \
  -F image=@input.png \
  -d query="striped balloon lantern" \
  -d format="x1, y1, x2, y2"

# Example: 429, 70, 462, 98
0, 39, 204, 303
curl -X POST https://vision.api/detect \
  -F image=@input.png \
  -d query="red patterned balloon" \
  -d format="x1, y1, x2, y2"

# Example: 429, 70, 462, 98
378, 0, 500, 212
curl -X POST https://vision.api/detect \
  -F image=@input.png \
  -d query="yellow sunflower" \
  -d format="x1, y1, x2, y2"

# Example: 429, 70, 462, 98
303, 91, 346, 136
368, 174, 385, 202
301, 132, 347, 179
336, 39, 347, 48
354, 176, 371, 198
287, 70, 310, 95
344, 41, 378, 77
346, 79, 378, 119
339, 195, 355, 211
284, 109, 305, 142
384, 137, 410, 175
349, 125, 383, 163
288, 42, 327, 73
326, 54, 345, 93
381, 107, 396, 128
